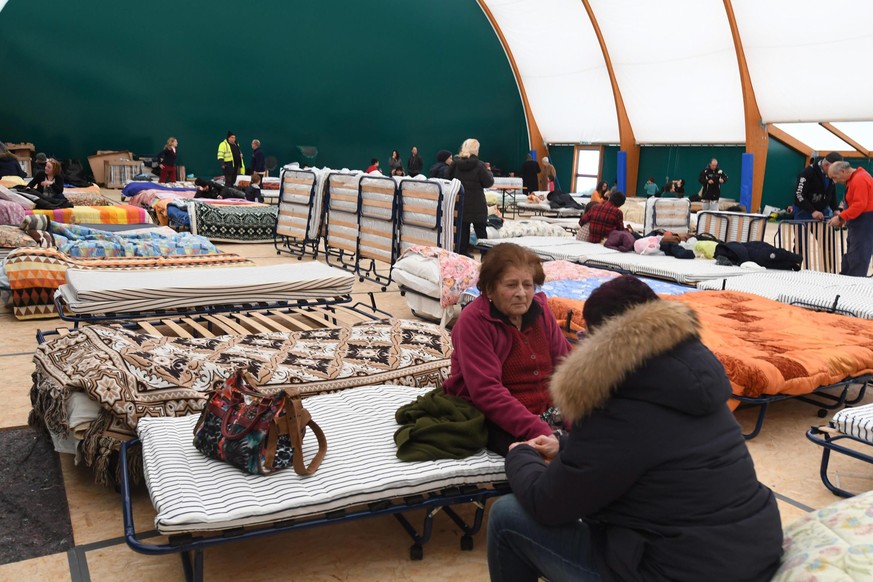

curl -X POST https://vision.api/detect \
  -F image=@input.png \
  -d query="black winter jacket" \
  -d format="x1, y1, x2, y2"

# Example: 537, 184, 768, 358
520, 159, 540, 195
715, 241, 802, 270
0, 154, 26, 178
428, 161, 451, 179
506, 300, 783, 582
698, 165, 728, 200
794, 160, 837, 214
450, 155, 493, 223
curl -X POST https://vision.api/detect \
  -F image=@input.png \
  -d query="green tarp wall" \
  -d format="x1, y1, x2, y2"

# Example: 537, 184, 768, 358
0, 0, 529, 178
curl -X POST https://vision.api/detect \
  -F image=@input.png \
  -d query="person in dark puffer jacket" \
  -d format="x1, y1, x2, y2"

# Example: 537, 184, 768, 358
488, 275, 783, 582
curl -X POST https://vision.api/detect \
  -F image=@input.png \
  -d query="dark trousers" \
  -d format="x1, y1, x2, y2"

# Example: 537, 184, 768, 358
159, 165, 176, 183
222, 162, 238, 188
457, 221, 488, 256
841, 211, 873, 277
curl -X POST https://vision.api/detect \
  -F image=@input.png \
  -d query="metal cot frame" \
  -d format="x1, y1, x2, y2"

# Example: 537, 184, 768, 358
119, 439, 508, 582
273, 168, 321, 259
806, 423, 873, 498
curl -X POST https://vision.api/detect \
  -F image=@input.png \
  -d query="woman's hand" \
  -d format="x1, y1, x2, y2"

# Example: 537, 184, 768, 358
509, 434, 560, 463
528, 434, 560, 461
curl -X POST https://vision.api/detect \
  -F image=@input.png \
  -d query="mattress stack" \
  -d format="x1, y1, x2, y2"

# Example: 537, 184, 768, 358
57, 262, 356, 314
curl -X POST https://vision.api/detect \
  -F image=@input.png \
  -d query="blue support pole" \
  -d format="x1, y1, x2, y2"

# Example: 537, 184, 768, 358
740, 153, 754, 211
529, 149, 537, 161
616, 151, 627, 194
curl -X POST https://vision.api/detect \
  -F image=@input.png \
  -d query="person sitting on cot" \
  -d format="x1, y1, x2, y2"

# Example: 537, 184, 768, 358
487, 275, 784, 582
442, 243, 571, 456
244, 172, 264, 203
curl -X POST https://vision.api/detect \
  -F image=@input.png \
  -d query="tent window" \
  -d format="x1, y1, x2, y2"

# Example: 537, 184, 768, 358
572, 146, 602, 192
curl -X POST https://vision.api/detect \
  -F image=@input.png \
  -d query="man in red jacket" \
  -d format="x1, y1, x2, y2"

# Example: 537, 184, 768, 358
828, 161, 873, 277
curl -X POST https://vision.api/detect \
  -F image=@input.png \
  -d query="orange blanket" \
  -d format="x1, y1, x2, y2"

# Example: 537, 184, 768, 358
548, 291, 873, 408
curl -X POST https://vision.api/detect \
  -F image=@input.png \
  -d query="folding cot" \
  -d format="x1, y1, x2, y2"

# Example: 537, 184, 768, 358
643, 197, 691, 234
358, 174, 400, 288
516, 200, 583, 218
323, 172, 364, 272
807, 403, 873, 497
397, 177, 462, 253
120, 385, 507, 581
697, 270, 873, 318
273, 166, 328, 259
475, 236, 621, 262
54, 262, 356, 318
773, 219, 850, 274
695, 210, 768, 243
581, 252, 752, 284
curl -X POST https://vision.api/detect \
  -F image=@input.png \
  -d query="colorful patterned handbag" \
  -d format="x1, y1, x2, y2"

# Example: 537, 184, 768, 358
192, 368, 327, 475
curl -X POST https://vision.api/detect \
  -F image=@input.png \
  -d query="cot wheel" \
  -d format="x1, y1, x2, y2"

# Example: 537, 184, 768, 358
380, 286, 387, 292
297, 256, 303, 261
276, 250, 281, 255
460, 535, 474, 551
818, 409, 828, 418
359, 277, 365, 283
410, 544, 424, 561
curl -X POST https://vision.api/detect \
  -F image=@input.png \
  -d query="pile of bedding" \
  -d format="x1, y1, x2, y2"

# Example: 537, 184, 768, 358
549, 290, 873, 407
30, 318, 453, 483
486, 219, 572, 239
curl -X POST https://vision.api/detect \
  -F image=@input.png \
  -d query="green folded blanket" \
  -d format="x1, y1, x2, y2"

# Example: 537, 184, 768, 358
394, 389, 487, 461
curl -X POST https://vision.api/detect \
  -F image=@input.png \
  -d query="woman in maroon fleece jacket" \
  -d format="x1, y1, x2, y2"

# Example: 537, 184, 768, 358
443, 243, 571, 455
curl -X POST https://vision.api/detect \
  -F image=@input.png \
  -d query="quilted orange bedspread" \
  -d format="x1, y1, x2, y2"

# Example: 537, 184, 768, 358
548, 291, 873, 408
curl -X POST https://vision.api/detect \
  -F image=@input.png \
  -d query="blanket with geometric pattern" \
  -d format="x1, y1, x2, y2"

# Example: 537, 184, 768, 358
30, 318, 452, 483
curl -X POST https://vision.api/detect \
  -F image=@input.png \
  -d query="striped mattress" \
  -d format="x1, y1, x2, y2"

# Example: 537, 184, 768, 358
582, 253, 751, 284
139, 385, 506, 534
832, 404, 873, 444
27, 204, 152, 225
697, 271, 873, 318
477, 236, 619, 262
58, 262, 355, 314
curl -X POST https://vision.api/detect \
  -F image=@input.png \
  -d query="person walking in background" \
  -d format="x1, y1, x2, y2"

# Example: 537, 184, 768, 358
158, 137, 178, 183
249, 139, 266, 180
674, 178, 686, 196
217, 131, 245, 187
828, 161, 873, 277
407, 146, 424, 177
794, 152, 842, 220
450, 138, 494, 257
428, 150, 453, 179
539, 156, 557, 192
698, 158, 728, 211
520, 154, 540, 195
388, 150, 403, 175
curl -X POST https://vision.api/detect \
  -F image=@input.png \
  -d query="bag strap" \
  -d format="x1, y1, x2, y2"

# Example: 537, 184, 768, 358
286, 396, 327, 475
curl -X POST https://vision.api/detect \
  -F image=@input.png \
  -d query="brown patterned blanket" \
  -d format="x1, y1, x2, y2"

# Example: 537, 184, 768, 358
30, 319, 452, 484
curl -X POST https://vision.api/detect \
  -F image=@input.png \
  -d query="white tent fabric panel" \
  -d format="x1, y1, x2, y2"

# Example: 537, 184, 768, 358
772, 123, 854, 152
588, 0, 745, 144
482, 0, 620, 143
832, 122, 873, 151
732, 0, 873, 123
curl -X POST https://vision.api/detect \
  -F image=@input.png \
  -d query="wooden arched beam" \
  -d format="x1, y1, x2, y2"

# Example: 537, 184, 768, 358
476, 1, 549, 164
724, 0, 768, 211
580, 0, 639, 196
820, 123, 870, 157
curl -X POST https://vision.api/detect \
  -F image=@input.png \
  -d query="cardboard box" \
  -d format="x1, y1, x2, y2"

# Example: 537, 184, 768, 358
87, 150, 134, 185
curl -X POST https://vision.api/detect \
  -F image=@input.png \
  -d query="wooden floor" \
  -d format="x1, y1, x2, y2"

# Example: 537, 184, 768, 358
1, 197, 871, 580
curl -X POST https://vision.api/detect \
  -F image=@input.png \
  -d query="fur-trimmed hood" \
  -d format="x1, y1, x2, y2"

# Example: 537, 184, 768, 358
551, 300, 730, 423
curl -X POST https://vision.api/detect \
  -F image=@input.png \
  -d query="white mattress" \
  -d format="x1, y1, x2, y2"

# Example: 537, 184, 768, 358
477, 236, 620, 262
833, 403, 873, 444
697, 271, 873, 318
59, 263, 355, 314
583, 253, 749, 284
139, 385, 506, 533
